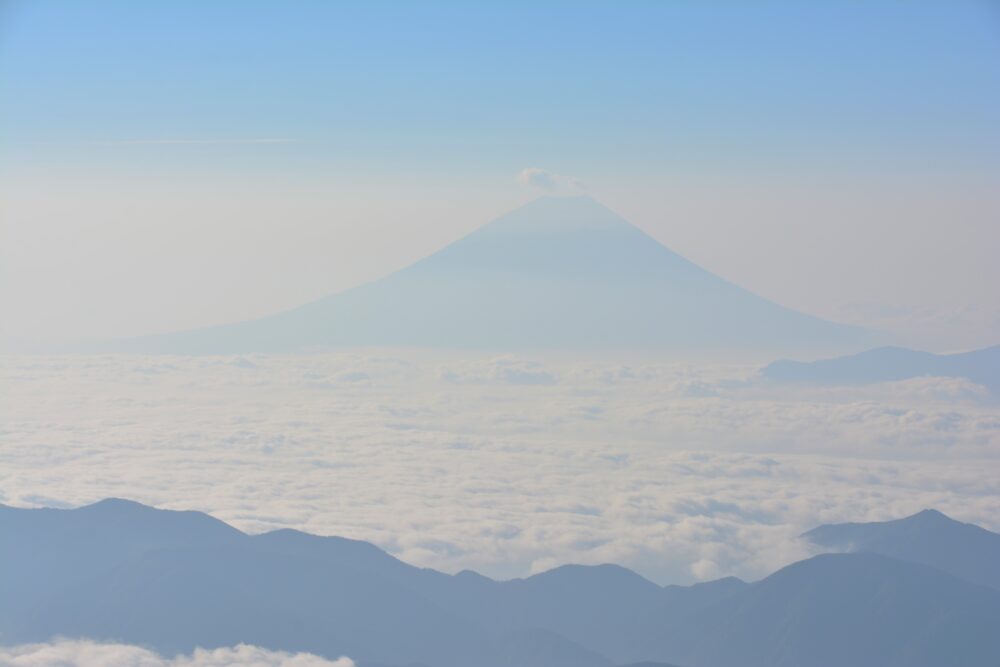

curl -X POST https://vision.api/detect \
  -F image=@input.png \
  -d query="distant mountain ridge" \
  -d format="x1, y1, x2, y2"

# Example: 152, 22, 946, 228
4, 500, 1000, 667
762, 344, 1000, 392
667, 551, 1000, 667
109, 197, 876, 354
803, 508, 1000, 591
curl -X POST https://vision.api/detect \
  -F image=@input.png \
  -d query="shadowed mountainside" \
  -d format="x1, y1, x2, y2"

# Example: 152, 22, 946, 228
666, 551, 1000, 667
803, 508, 1000, 591
3, 500, 1000, 667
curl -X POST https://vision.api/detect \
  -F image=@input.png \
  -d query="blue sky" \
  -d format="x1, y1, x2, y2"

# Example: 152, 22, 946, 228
5, 1, 999, 172
2, 1, 998, 347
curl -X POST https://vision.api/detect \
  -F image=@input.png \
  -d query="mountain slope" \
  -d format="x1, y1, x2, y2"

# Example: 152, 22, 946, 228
762, 344, 1000, 392
0, 498, 243, 621
0, 501, 489, 666
665, 552, 1000, 667
6, 500, 1000, 667
0, 500, 699, 666
803, 509, 1000, 590
115, 197, 874, 354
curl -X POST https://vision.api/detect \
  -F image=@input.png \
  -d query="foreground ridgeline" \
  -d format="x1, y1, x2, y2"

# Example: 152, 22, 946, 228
103, 197, 876, 354
2, 499, 999, 667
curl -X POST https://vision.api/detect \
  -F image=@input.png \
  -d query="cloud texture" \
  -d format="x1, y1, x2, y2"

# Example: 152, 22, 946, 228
0, 641, 353, 667
1, 352, 998, 583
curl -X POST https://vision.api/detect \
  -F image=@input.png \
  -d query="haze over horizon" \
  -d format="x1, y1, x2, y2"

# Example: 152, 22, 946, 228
2, 1, 999, 350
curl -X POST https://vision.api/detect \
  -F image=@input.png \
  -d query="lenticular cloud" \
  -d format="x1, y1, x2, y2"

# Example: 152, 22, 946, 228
0, 641, 354, 667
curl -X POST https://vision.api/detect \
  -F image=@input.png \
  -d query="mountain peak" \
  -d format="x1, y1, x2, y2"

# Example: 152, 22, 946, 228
479, 194, 637, 235
110, 197, 877, 353
908, 508, 950, 522
803, 509, 1000, 591
81, 497, 152, 513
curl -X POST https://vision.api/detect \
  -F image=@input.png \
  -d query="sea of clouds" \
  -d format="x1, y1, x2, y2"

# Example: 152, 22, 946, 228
1, 351, 998, 584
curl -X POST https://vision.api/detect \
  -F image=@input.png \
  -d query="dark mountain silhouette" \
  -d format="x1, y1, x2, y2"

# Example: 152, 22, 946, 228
803, 508, 1000, 591
0, 499, 718, 666
4, 500, 1000, 667
493, 628, 612, 667
111, 197, 875, 354
762, 344, 1000, 393
0, 498, 243, 623
666, 552, 1000, 667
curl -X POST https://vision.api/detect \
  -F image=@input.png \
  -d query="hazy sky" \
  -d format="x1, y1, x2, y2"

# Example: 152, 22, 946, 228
2, 1, 998, 349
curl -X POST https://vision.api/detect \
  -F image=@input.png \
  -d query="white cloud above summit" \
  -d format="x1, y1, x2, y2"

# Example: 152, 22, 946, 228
515, 167, 586, 195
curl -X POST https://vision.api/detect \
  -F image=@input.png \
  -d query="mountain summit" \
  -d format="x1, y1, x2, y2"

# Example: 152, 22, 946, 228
118, 196, 875, 353
803, 508, 1000, 591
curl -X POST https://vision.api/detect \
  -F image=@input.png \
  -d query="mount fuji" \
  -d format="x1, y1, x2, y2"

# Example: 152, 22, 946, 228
115, 196, 877, 354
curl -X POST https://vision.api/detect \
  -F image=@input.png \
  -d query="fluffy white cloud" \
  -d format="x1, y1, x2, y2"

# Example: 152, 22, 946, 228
1, 352, 998, 584
515, 167, 586, 195
440, 356, 556, 385
0, 641, 353, 667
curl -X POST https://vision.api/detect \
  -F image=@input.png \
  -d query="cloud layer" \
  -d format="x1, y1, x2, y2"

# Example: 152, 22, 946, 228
0, 641, 353, 667
1, 352, 998, 583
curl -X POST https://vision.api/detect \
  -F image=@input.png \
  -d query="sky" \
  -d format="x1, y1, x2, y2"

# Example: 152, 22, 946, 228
2, 0, 999, 349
